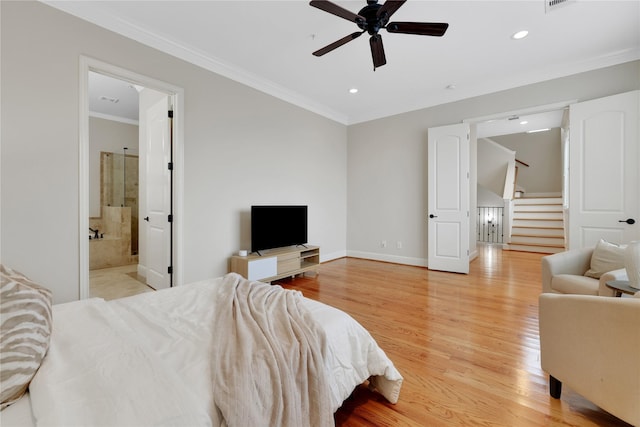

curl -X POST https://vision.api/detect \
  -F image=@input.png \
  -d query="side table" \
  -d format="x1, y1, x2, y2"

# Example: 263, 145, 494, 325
605, 280, 639, 297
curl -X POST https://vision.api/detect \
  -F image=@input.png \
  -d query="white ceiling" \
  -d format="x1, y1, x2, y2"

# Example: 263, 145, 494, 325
53, 0, 640, 127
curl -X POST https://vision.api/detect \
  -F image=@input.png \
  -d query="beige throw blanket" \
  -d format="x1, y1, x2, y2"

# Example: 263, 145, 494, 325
211, 273, 333, 427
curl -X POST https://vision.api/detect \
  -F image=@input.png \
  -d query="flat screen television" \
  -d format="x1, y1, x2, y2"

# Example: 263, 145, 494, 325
251, 205, 308, 253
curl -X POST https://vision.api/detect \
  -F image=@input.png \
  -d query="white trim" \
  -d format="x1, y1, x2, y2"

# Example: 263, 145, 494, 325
319, 249, 347, 263
79, 56, 185, 299
43, 2, 639, 126
346, 250, 428, 268
79, 59, 90, 299
43, 1, 348, 125
89, 110, 139, 126
464, 100, 577, 125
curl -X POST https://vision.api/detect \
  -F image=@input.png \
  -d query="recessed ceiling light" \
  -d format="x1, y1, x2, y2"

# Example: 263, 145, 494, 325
520, 120, 528, 125
349, 88, 358, 94
512, 30, 529, 40
526, 128, 550, 134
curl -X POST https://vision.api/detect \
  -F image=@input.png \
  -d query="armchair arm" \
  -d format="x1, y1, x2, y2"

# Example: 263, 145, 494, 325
598, 268, 630, 296
541, 248, 593, 293
539, 293, 640, 426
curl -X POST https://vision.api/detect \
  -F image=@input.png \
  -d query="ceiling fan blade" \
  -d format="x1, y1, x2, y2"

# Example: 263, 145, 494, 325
369, 34, 387, 70
309, 0, 365, 24
313, 31, 364, 57
386, 22, 449, 36
377, 0, 406, 21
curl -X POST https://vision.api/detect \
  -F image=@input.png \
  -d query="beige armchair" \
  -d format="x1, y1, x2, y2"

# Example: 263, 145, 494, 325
541, 247, 628, 296
539, 293, 640, 426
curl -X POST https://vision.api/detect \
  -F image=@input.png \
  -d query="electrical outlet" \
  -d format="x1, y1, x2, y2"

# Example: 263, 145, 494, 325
381, 240, 387, 248
396, 241, 402, 249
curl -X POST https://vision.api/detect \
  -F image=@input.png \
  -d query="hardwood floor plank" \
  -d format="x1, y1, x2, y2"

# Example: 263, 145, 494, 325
278, 245, 632, 427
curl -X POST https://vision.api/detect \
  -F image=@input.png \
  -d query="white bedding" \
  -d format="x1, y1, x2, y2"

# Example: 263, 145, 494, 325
2, 275, 402, 426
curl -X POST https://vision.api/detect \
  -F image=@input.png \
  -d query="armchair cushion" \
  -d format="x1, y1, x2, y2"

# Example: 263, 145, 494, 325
584, 239, 627, 279
552, 274, 600, 295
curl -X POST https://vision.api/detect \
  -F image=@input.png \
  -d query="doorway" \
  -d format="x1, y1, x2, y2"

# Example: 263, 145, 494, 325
79, 57, 184, 299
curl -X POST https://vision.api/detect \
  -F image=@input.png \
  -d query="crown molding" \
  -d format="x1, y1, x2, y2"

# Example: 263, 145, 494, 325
347, 47, 640, 125
89, 111, 139, 126
42, 1, 349, 125
43, 1, 639, 127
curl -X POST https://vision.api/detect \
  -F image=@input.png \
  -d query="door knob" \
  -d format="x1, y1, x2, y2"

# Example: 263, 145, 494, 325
618, 218, 636, 225
429, 214, 438, 218
144, 216, 150, 222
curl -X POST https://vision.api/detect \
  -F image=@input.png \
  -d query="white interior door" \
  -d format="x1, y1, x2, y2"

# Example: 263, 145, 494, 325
568, 90, 639, 248
428, 123, 470, 274
142, 91, 172, 290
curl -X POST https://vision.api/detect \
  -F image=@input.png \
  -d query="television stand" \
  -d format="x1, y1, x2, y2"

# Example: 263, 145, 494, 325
229, 245, 320, 282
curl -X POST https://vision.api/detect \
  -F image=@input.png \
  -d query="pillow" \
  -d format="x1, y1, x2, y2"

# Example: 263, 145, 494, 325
584, 239, 627, 279
0, 265, 53, 410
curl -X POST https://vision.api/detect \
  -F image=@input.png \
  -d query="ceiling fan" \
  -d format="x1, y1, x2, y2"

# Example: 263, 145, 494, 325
309, 0, 449, 70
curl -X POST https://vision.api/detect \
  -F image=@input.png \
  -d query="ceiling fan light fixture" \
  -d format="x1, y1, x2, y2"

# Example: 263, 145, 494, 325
511, 30, 529, 40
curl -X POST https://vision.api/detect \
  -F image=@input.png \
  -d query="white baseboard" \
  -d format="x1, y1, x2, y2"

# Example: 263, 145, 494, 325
346, 250, 428, 267
320, 250, 347, 263
137, 264, 147, 278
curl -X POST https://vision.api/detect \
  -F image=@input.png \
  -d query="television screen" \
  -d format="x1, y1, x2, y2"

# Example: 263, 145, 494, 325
251, 205, 308, 253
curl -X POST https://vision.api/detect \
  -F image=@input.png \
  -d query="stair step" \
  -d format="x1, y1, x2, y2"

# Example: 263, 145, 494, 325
508, 197, 565, 253
514, 198, 563, 205
514, 206, 563, 213
513, 212, 563, 220
511, 235, 565, 246
511, 228, 565, 237
507, 243, 566, 254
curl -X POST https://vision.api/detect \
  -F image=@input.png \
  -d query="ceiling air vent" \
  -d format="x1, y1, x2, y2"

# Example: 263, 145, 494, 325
545, 0, 574, 13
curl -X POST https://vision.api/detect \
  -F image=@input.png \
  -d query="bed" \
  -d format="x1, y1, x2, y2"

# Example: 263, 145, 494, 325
0, 267, 402, 426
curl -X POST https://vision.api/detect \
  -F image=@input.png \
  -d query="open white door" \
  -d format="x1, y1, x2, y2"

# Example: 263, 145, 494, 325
568, 90, 639, 248
141, 90, 172, 290
428, 123, 470, 274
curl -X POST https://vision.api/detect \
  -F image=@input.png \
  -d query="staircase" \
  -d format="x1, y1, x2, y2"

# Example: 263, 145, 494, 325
509, 197, 565, 254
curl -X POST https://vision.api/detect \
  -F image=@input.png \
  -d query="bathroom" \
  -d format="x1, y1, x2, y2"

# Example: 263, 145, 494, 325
89, 148, 139, 270
88, 71, 147, 297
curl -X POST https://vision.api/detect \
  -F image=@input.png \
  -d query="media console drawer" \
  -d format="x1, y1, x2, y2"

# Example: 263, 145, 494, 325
278, 258, 300, 274
229, 245, 319, 283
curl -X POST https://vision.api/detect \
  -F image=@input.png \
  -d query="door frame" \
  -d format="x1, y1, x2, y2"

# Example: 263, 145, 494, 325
79, 56, 184, 299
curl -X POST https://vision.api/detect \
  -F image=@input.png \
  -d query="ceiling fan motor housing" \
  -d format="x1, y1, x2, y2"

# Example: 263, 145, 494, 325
357, 2, 389, 35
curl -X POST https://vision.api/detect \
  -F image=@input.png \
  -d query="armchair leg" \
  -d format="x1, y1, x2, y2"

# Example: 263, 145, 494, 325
549, 375, 562, 399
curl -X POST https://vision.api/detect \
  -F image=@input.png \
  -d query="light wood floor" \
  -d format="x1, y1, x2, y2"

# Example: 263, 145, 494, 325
95, 247, 631, 426
277, 245, 632, 427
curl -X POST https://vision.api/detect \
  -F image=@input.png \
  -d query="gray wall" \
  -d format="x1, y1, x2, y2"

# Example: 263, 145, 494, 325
492, 129, 562, 195
1, 2, 347, 303
347, 61, 639, 264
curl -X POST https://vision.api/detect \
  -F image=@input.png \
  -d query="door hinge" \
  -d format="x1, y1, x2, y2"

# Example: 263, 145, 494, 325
168, 110, 174, 118
168, 214, 173, 223
168, 266, 173, 275
168, 162, 173, 170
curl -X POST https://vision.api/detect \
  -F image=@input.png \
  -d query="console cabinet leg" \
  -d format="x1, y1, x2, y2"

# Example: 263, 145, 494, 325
549, 375, 562, 399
